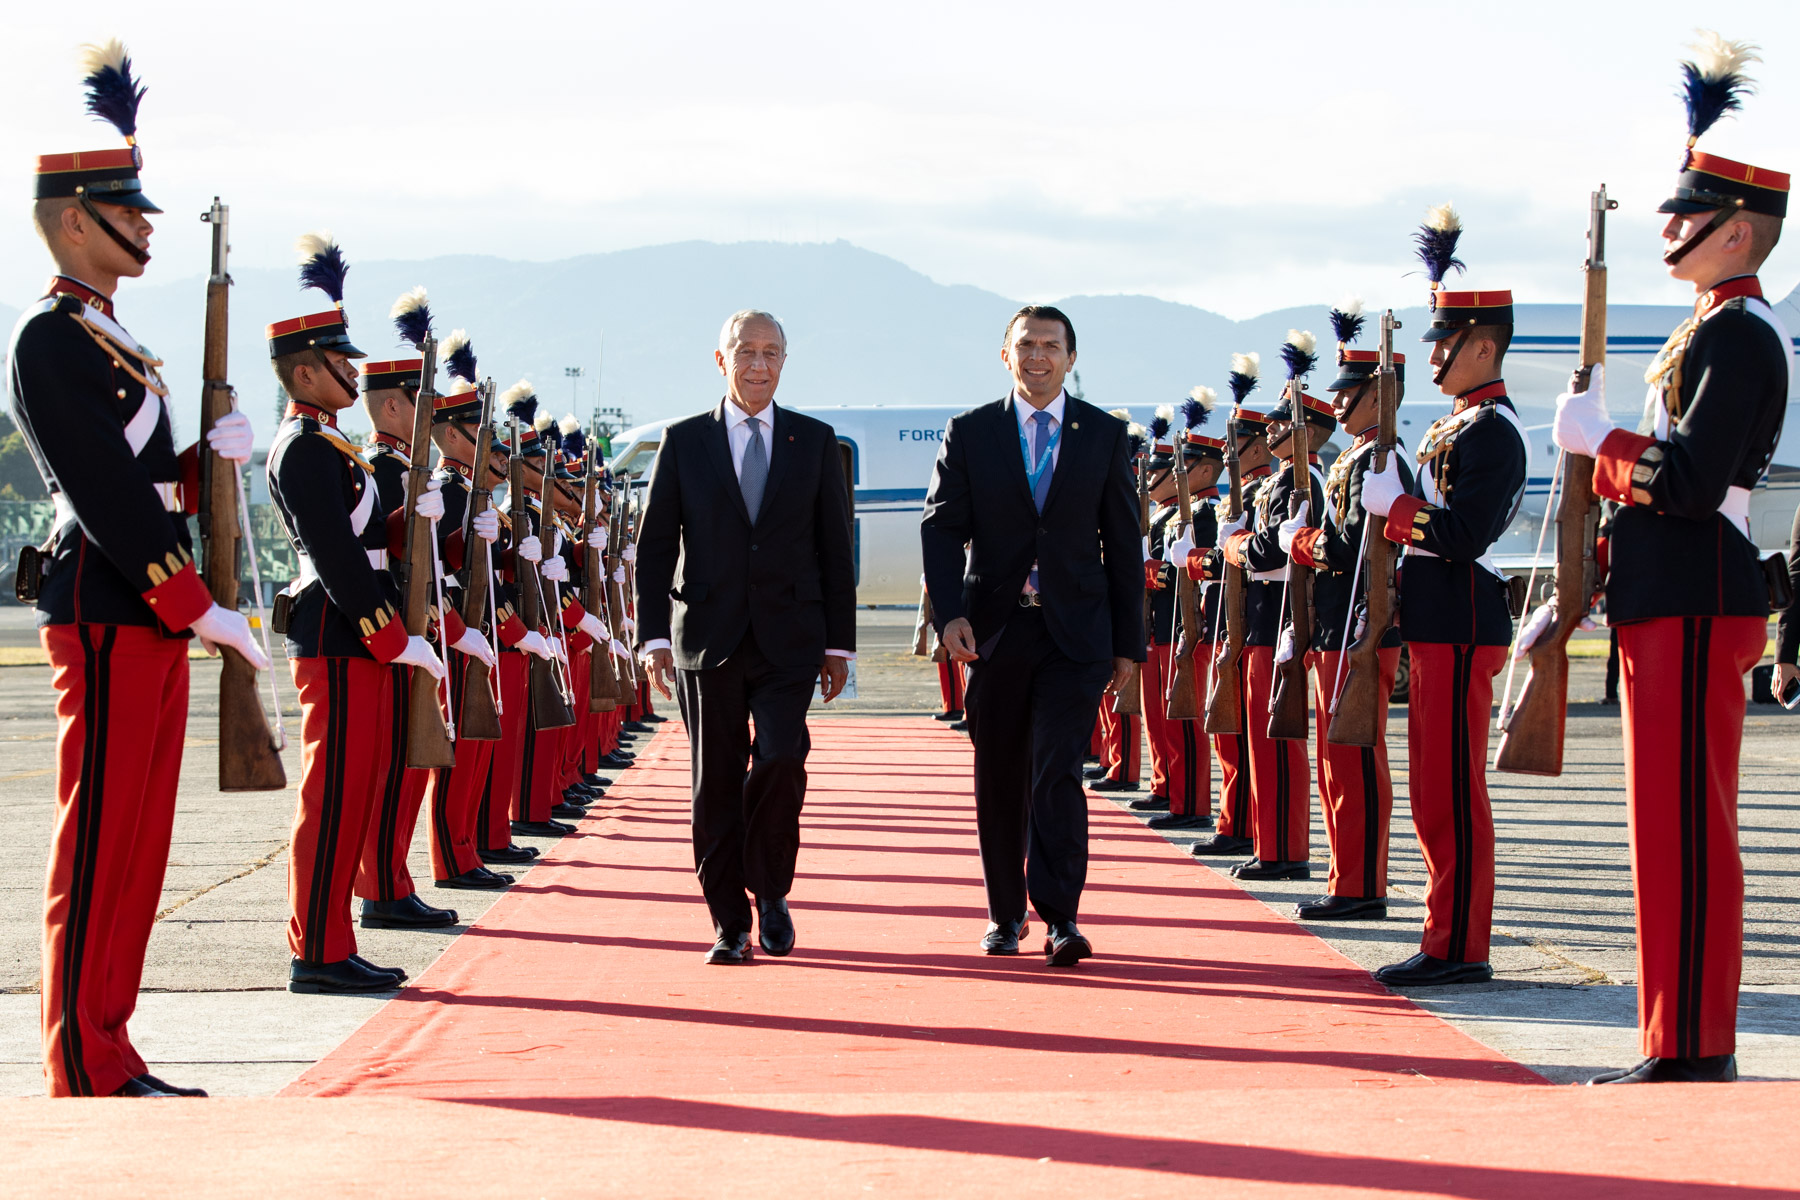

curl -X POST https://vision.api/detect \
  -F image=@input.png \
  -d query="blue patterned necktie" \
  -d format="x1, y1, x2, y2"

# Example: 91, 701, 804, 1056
740, 415, 768, 521
1028, 410, 1056, 591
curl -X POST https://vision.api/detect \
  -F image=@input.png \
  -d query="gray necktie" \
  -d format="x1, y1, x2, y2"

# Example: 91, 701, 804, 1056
740, 415, 768, 521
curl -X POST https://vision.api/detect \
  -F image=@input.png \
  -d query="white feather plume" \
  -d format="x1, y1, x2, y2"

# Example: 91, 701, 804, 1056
558, 413, 582, 436
1127, 422, 1148, 441
445, 380, 476, 397
1284, 329, 1318, 356
389, 286, 428, 319
1107, 407, 1132, 420
533, 412, 556, 433
1231, 352, 1260, 379
1188, 386, 1218, 410
1423, 202, 1461, 233
1335, 295, 1365, 318
1154, 403, 1176, 422
439, 329, 469, 362
76, 38, 128, 76
1689, 30, 1761, 83
293, 230, 337, 263
499, 380, 534, 409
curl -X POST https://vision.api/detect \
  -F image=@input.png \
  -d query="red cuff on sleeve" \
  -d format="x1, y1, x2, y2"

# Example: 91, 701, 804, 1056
1383, 494, 1428, 545
560, 595, 587, 626
565, 629, 591, 655
496, 611, 527, 648
1144, 560, 1165, 590
1184, 548, 1209, 581
440, 606, 466, 648
178, 445, 200, 516
363, 613, 410, 664
1221, 529, 1253, 569
145, 560, 214, 632
443, 528, 467, 574
1290, 526, 1326, 569
1593, 428, 1657, 505
385, 509, 408, 557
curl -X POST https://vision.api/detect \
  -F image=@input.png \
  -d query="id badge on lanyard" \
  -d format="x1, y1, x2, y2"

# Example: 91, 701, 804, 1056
1020, 425, 1061, 495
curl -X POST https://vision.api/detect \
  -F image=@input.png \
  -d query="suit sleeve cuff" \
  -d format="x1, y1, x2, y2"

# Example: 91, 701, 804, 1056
642, 637, 672, 654
1383, 494, 1429, 545
825, 649, 855, 660
360, 606, 409, 664
1290, 526, 1326, 569
1594, 428, 1658, 505
145, 558, 215, 632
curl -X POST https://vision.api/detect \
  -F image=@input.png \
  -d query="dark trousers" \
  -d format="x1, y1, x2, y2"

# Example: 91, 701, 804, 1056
964, 606, 1111, 928
676, 628, 818, 936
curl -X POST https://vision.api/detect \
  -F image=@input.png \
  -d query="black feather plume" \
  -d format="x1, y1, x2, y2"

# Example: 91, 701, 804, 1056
390, 287, 433, 349
80, 41, 145, 141
506, 394, 536, 428
1280, 331, 1318, 381
563, 428, 588, 460
1329, 302, 1366, 348
443, 333, 477, 385
1413, 204, 1465, 285
1228, 352, 1260, 406
1149, 413, 1171, 441
1181, 398, 1209, 430
295, 233, 350, 305
1125, 424, 1147, 457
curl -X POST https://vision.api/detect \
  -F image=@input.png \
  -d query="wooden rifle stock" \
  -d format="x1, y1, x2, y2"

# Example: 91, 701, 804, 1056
584, 447, 619, 712
1267, 380, 1314, 741
400, 339, 456, 768
1328, 311, 1402, 747
1114, 451, 1148, 716
511, 419, 576, 730
1496, 185, 1615, 775
454, 381, 502, 740
1166, 429, 1204, 720
608, 474, 637, 704
1203, 417, 1247, 735
197, 198, 286, 792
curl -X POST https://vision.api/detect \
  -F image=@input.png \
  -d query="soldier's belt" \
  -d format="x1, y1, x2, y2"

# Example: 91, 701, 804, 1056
1249, 568, 1285, 582
295, 548, 389, 589
52, 482, 182, 534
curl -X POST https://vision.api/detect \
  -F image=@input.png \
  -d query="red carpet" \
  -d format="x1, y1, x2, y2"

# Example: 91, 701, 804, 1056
4, 718, 1797, 1197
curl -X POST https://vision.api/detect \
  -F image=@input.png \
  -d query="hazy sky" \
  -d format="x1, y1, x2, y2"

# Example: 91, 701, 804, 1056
5, 1, 1798, 317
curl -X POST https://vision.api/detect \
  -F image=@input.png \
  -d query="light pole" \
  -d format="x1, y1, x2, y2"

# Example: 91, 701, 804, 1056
565, 366, 584, 413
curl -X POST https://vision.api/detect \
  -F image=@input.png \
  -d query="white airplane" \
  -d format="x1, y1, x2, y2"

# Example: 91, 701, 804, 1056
608, 297, 1800, 607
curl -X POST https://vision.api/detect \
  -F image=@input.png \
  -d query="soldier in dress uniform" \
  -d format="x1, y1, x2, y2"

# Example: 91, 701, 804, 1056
1091, 412, 1145, 792
546, 425, 614, 810
1545, 33, 1788, 1083
1361, 206, 1529, 987
15, 40, 266, 1097
264, 234, 450, 994
1188, 359, 1270, 859
1282, 310, 1416, 921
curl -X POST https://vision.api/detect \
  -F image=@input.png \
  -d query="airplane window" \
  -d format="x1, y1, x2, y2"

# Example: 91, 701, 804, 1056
613, 442, 660, 477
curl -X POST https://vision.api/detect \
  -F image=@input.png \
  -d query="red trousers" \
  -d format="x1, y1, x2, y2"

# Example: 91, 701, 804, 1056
937, 660, 965, 713
1145, 641, 1210, 815
289, 656, 392, 964
1212, 647, 1251, 839
427, 654, 498, 879
357, 663, 428, 902
1242, 645, 1310, 863
480, 652, 530, 848
1620, 615, 1765, 1058
40, 625, 187, 1097
1311, 647, 1399, 899
1098, 700, 1141, 783
1405, 642, 1505, 963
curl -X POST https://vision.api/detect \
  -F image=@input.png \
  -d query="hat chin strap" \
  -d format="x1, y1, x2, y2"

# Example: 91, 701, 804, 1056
1431, 328, 1470, 391
1663, 201, 1745, 267
313, 347, 360, 404
78, 194, 149, 266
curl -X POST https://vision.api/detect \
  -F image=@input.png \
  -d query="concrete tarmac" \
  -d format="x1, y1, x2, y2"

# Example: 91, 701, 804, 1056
0, 607, 1794, 1094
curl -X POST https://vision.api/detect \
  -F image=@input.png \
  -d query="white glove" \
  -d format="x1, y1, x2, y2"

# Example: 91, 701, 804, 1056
549, 636, 568, 664
189, 603, 271, 670
621, 543, 637, 563
205, 410, 255, 464
1514, 602, 1596, 660
1141, 535, 1152, 561
611, 638, 631, 659
516, 535, 542, 564
1361, 457, 1403, 518
412, 476, 445, 522
517, 629, 555, 661
1220, 508, 1252, 538
1276, 626, 1296, 664
620, 615, 636, 634
1165, 527, 1196, 568
541, 556, 569, 583
577, 612, 606, 642
1552, 363, 1615, 458
587, 525, 608, 550
1278, 502, 1309, 556
612, 565, 627, 583
394, 634, 447, 681
472, 507, 499, 543
450, 624, 497, 668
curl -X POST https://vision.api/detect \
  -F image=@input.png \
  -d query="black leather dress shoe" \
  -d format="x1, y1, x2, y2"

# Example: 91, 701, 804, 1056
1089, 778, 1140, 792
349, 954, 405, 983
360, 894, 458, 929
112, 1077, 174, 1097
550, 801, 588, 819
1128, 795, 1171, 811
933, 709, 964, 722
435, 867, 512, 890
1232, 858, 1311, 881
512, 819, 575, 837
1083, 765, 1109, 780
582, 773, 615, 789
1190, 833, 1253, 857
1295, 894, 1387, 921
981, 918, 1023, 955
1044, 921, 1092, 967
479, 843, 538, 864
1147, 812, 1212, 830
1587, 1055, 1738, 1085
136, 1073, 206, 1097
624, 720, 653, 732
600, 751, 635, 767
1373, 952, 1494, 987
950, 720, 969, 732
1082, 753, 1100, 764
289, 956, 404, 994
706, 931, 753, 964
756, 896, 795, 957
641, 713, 668, 724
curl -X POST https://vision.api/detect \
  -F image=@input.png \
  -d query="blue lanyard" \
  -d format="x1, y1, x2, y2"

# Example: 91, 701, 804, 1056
1019, 421, 1062, 494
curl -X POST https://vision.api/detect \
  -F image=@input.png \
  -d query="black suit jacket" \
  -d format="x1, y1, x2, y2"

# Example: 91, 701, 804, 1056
920, 396, 1144, 665
635, 400, 857, 671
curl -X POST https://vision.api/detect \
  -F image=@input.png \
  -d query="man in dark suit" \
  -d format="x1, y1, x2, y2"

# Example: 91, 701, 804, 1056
921, 306, 1144, 967
636, 310, 857, 964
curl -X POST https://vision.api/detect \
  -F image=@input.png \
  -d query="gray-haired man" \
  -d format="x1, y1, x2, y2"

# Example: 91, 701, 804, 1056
635, 311, 858, 963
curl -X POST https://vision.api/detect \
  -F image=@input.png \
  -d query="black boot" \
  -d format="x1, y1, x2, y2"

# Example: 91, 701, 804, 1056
360, 893, 459, 928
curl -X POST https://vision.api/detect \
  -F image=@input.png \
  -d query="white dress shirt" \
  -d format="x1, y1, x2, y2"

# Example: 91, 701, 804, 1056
642, 396, 853, 661
1012, 389, 1067, 593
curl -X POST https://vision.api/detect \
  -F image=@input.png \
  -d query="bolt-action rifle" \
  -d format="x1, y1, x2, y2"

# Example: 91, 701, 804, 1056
511, 418, 575, 730
454, 380, 502, 740
1203, 417, 1247, 735
583, 446, 619, 712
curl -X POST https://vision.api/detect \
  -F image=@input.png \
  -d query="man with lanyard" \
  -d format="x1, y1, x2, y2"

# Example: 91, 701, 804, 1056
1282, 343, 1415, 921
1544, 33, 1788, 1084
15, 40, 266, 1097
1362, 212, 1528, 988
265, 235, 448, 994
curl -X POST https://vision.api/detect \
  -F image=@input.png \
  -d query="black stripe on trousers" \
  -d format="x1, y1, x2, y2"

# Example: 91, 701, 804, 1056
1231, 674, 1251, 832
431, 658, 467, 868
1448, 645, 1473, 962
304, 658, 351, 965
1178, 719, 1198, 814
59, 625, 116, 1096
372, 664, 410, 902
518, 690, 539, 820
1359, 746, 1380, 897
1677, 617, 1712, 1059
1274, 727, 1292, 862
